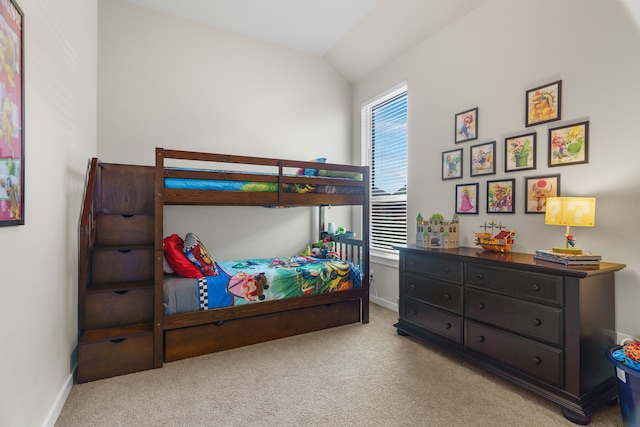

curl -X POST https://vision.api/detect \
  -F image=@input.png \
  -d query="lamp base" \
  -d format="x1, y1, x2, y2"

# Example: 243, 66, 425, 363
552, 246, 583, 255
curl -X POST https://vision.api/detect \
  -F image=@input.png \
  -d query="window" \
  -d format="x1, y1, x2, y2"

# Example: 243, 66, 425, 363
362, 83, 408, 258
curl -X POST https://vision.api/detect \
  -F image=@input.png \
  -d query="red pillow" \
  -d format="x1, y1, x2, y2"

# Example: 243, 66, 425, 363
163, 234, 202, 278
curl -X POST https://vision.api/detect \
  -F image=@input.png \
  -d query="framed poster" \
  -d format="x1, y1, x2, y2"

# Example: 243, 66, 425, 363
524, 174, 560, 214
442, 148, 462, 180
505, 132, 536, 172
526, 80, 561, 127
0, 0, 23, 226
455, 107, 478, 143
455, 183, 478, 215
487, 178, 515, 214
470, 141, 495, 177
548, 121, 589, 167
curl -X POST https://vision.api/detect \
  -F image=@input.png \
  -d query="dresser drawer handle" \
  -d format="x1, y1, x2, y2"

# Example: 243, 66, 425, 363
110, 338, 125, 344
444, 267, 450, 273
532, 356, 542, 365
444, 322, 451, 330
476, 335, 485, 343
411, 309, 418, 315
532, 318, 542, 326
409, 260, 416, 266
477, 303, 485, 310
410, 283, 416, 289
476, 273, 484, 281
443, 293, 451, 300
531, 283, 541, 292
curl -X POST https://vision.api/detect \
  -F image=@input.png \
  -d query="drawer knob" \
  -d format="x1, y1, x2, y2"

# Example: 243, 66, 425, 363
531, 283, 541, 292
532, 356, 542, 365
476, 273, 484, 281
444, 322, 452, 330
443, 293, 451, 300
477, 303, 485, 310
444, 267, 450, 273
476, 336, 485, 343
410, 283, 416, 289
409, 260, 416, 266
532, 318, 542, 326
411, 309, 417, 315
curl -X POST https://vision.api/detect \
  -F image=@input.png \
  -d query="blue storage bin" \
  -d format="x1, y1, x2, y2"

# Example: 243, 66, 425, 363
607, 345, 640, 426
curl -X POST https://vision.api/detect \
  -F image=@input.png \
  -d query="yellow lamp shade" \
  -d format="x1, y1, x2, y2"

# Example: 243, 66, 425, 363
545, 197, 596, 227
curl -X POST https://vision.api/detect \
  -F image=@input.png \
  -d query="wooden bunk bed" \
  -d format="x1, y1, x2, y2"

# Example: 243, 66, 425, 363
154, 148, 370, 366
75, 148, 370, 382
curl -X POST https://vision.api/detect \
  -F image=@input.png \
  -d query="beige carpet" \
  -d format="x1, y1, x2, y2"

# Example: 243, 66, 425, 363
56, 304, 623, 426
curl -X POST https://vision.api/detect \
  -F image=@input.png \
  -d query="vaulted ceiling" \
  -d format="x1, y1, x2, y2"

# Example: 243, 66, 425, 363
125, 0, 488, 83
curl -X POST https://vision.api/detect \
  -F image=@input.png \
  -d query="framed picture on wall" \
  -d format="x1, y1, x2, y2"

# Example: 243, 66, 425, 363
525, 80, 561, 127
524, 174, 560, 214
548, 121, 589, 167
505, 132, 536, 172
487, 179, 515, 214
470, 141, 495, 177
454, 107, 478, 143
0, 0, 24, 227
442, 148, 463, 180
455, 183, 479, 214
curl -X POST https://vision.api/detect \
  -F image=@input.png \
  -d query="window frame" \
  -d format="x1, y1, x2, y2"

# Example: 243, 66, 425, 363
361, 82, 408, 260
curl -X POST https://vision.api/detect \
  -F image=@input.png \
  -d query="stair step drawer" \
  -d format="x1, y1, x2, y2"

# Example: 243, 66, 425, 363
77, 332, 153, 383
85, 287, 153, 329
465, 288, 563, 346
91, 248, 153, 285
465, 320, 563, 387
404, 298, 462, 344
96, 214, 154, 246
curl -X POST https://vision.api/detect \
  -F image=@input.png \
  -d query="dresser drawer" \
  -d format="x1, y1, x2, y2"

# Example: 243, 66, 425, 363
96, 214, 154, 246
77, 333, 153, 383
404, 254, 462, 284
404, 273, 462, 314
91, 248, 154, 285
465, 320, 563, 387
465, 289, 563, 346
404, 299, 462, 344
85, 287, 154, 329
466, 263, 563, 306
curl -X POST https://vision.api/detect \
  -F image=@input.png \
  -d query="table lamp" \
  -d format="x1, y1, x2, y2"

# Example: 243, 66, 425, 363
544, 197, 596, 254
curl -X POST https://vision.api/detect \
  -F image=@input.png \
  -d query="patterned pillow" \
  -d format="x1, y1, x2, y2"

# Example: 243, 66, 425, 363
183, 233, 218, 276
163, 234, 202, 278
297, 158, 326, 176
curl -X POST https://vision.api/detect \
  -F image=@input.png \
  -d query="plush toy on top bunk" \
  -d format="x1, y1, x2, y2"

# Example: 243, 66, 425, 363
474, 220, 515, 253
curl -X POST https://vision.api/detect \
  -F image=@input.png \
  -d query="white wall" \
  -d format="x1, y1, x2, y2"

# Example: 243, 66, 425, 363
0, 0, 97, 425
354, 0, 640, 338
98, 0, 353, 258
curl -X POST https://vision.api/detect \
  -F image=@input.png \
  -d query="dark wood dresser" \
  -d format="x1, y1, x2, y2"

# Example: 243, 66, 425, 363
394, 245, 625, 424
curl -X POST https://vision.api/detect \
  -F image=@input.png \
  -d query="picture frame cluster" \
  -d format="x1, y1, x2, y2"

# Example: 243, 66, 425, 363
445, 79, 588, 215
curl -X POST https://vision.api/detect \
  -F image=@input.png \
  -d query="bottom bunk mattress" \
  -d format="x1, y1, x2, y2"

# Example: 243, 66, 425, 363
163, 256, 362, 315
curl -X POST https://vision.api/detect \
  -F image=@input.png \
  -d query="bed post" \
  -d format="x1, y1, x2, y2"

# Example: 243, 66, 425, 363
153, 148, 165, 368
361, 165, 370, 323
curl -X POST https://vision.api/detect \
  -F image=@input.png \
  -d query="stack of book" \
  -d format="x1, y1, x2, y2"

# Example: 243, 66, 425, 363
534, 249, 601, 268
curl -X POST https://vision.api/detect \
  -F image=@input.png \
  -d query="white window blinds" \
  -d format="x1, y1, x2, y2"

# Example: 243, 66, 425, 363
362, 84, 408, 256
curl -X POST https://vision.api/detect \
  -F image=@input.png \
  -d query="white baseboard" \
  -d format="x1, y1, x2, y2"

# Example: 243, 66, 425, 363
42, 372, 73, 427
370, 295, 398, 312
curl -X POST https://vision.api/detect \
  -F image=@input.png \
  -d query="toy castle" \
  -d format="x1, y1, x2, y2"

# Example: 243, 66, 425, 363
416, 213, 459, 249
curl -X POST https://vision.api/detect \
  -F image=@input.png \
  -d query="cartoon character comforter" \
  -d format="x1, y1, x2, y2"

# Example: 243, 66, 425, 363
163, 256, 362, 315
